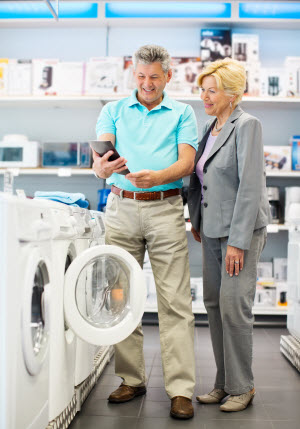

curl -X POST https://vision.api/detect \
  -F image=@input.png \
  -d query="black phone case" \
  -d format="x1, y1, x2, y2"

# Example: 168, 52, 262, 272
89, 140, 130, 175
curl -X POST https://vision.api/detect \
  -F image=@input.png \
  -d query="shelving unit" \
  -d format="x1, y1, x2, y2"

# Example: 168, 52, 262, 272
145, 294, 288, 316
1, 95, 300, 107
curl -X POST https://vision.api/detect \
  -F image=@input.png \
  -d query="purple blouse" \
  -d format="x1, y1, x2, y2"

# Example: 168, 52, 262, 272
195, 132, 218, 203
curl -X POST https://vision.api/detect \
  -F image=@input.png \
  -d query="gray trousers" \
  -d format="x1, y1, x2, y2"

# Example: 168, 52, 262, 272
105, 193, 196, 399
200, 215, 267, 395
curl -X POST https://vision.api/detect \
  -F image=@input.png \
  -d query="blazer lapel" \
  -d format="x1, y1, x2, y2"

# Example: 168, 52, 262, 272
205, 106, 244, 163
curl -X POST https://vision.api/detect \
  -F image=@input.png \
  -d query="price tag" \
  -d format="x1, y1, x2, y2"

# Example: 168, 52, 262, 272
58, 168, 72, 177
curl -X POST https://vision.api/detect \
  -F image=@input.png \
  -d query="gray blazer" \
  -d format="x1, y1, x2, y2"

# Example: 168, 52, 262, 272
188, 105, 271, 250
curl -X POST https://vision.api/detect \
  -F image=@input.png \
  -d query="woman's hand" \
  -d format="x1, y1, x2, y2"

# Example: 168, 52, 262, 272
191, 226, 201, 243
225, 245, 244, 277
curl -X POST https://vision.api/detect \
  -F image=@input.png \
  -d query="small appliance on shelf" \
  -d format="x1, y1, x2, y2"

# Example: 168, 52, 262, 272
0, 134, 41, 168
42, 142, 92, 168
267, 187, 281, 224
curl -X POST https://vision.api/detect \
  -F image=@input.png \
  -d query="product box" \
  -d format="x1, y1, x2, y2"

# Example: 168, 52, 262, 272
122, 56, 135, 93
260, 68, 286, 97
232, 34, 259, 63
291, 136, 300, 171
200, 29, 232, 62
284, 56, 300, 97
273, 258, 287, 281
56, 62, 84, 96
264, 146, 291, 171
0, 58, 9, 96
84, 57, 123, 95
167, 57, 203, 95
255, 285, 277, 307
257, 261, 273, 278
244, 62, 260, 96
190, 277, 203, 304
8, 59, 32, 96
32, 59, 59, 96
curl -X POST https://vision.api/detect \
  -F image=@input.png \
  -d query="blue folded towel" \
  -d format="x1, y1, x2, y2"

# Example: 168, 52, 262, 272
34, 191, 89, 208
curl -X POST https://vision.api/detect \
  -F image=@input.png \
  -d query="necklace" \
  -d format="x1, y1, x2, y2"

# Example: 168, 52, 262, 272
214, 121, 224, 132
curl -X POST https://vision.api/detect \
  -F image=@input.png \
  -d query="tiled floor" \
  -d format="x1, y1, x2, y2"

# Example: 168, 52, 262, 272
70, 326, 300, 429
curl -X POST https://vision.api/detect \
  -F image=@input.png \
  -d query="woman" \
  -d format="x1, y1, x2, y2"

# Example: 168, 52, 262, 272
188, 58, 271, 412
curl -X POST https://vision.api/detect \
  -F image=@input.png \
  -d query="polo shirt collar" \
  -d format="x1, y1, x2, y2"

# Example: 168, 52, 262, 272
128, 89, 173, 110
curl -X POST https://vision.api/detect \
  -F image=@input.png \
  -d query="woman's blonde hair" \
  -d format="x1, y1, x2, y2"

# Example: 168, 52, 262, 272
197, 58, 246, 107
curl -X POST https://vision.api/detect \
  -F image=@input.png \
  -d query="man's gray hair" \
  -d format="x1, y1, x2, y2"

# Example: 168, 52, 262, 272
133, 44, 171, 74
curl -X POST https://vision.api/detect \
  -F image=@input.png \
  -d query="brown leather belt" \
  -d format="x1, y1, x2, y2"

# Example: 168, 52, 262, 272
111, 185, 180, 201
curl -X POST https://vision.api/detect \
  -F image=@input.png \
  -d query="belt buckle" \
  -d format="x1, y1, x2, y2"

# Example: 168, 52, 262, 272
160, 191, 164, 200
133, 191, 138, 200
119, 189, 124, 200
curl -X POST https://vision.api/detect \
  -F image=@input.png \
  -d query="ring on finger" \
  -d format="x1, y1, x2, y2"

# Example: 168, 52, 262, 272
234, 260, 239, 264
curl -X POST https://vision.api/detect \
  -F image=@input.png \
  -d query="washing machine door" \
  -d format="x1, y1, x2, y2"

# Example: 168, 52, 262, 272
64, 245, 147, 346
22, 248, 51, 376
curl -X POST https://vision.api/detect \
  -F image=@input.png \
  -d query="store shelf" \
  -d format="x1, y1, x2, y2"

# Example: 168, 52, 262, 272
1, 95, 300, 108
145, 295, 288, 315
186, 223, 290, 233
0, 168, 94, 176
266, 171, 300, 178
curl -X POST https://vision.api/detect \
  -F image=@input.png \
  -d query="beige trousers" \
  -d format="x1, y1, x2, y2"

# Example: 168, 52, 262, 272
105, 192, 195, 399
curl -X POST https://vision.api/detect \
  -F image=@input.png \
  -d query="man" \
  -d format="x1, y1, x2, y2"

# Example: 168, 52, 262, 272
93, 45, 197, 420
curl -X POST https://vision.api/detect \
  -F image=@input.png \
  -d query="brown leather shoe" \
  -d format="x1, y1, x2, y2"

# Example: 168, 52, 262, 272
170, 396, 194, 419
108, 384, 146, 403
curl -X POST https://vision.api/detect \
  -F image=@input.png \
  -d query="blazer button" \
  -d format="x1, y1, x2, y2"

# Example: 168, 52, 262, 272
203, 185, 207, 191
204, 203, 208, 208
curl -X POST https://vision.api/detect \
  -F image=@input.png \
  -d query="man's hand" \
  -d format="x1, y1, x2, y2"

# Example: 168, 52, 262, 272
191, 226, 201, 243
225, 245, 244, 277
92, 149, 128, 179
125, 170, 160, 188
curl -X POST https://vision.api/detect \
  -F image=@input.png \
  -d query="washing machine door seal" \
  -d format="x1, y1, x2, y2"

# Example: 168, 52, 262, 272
64, 244, 146, 346
22, 248, 51, 376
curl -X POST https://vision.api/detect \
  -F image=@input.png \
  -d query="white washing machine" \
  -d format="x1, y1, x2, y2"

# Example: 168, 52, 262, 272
280, 225, 300, 372
0, 193, 53, 429
89, 210, 105, 246
287, 228, 300, 340
35, 200, 79, 425
69, 207, 96, 389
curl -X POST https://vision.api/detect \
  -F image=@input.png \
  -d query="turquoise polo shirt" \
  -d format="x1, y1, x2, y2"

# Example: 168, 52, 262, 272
95, 89, 198, 192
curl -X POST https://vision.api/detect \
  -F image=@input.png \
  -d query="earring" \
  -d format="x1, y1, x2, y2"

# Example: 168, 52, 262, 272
230, 101, 232, 109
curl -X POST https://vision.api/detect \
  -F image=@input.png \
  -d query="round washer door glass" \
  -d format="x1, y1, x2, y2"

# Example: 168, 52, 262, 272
22, 250, 51, 376
76, 254, 130, 328
64, 245, 147, 346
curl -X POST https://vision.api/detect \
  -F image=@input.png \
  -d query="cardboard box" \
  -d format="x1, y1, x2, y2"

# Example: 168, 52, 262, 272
32, 59, 59, 96
244, 62, 260, 96
291, 136, 300, 171
257, 261, 273, 278
232, 33, 259, 63
8, 59, 32, 96
0, 58, 9, 96
190, 277, 203, 303
284, 56, 300, 97
84, 57, 123, 94
264, 146, 291, 171
255, 286, 277, 307
200, 29, 232, 62
273, 258, 287, 281
167, 57, 203, 95
56, 62, 84, 96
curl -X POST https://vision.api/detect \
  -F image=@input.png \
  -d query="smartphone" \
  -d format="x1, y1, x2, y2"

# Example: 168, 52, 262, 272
89, 140, 130, 175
